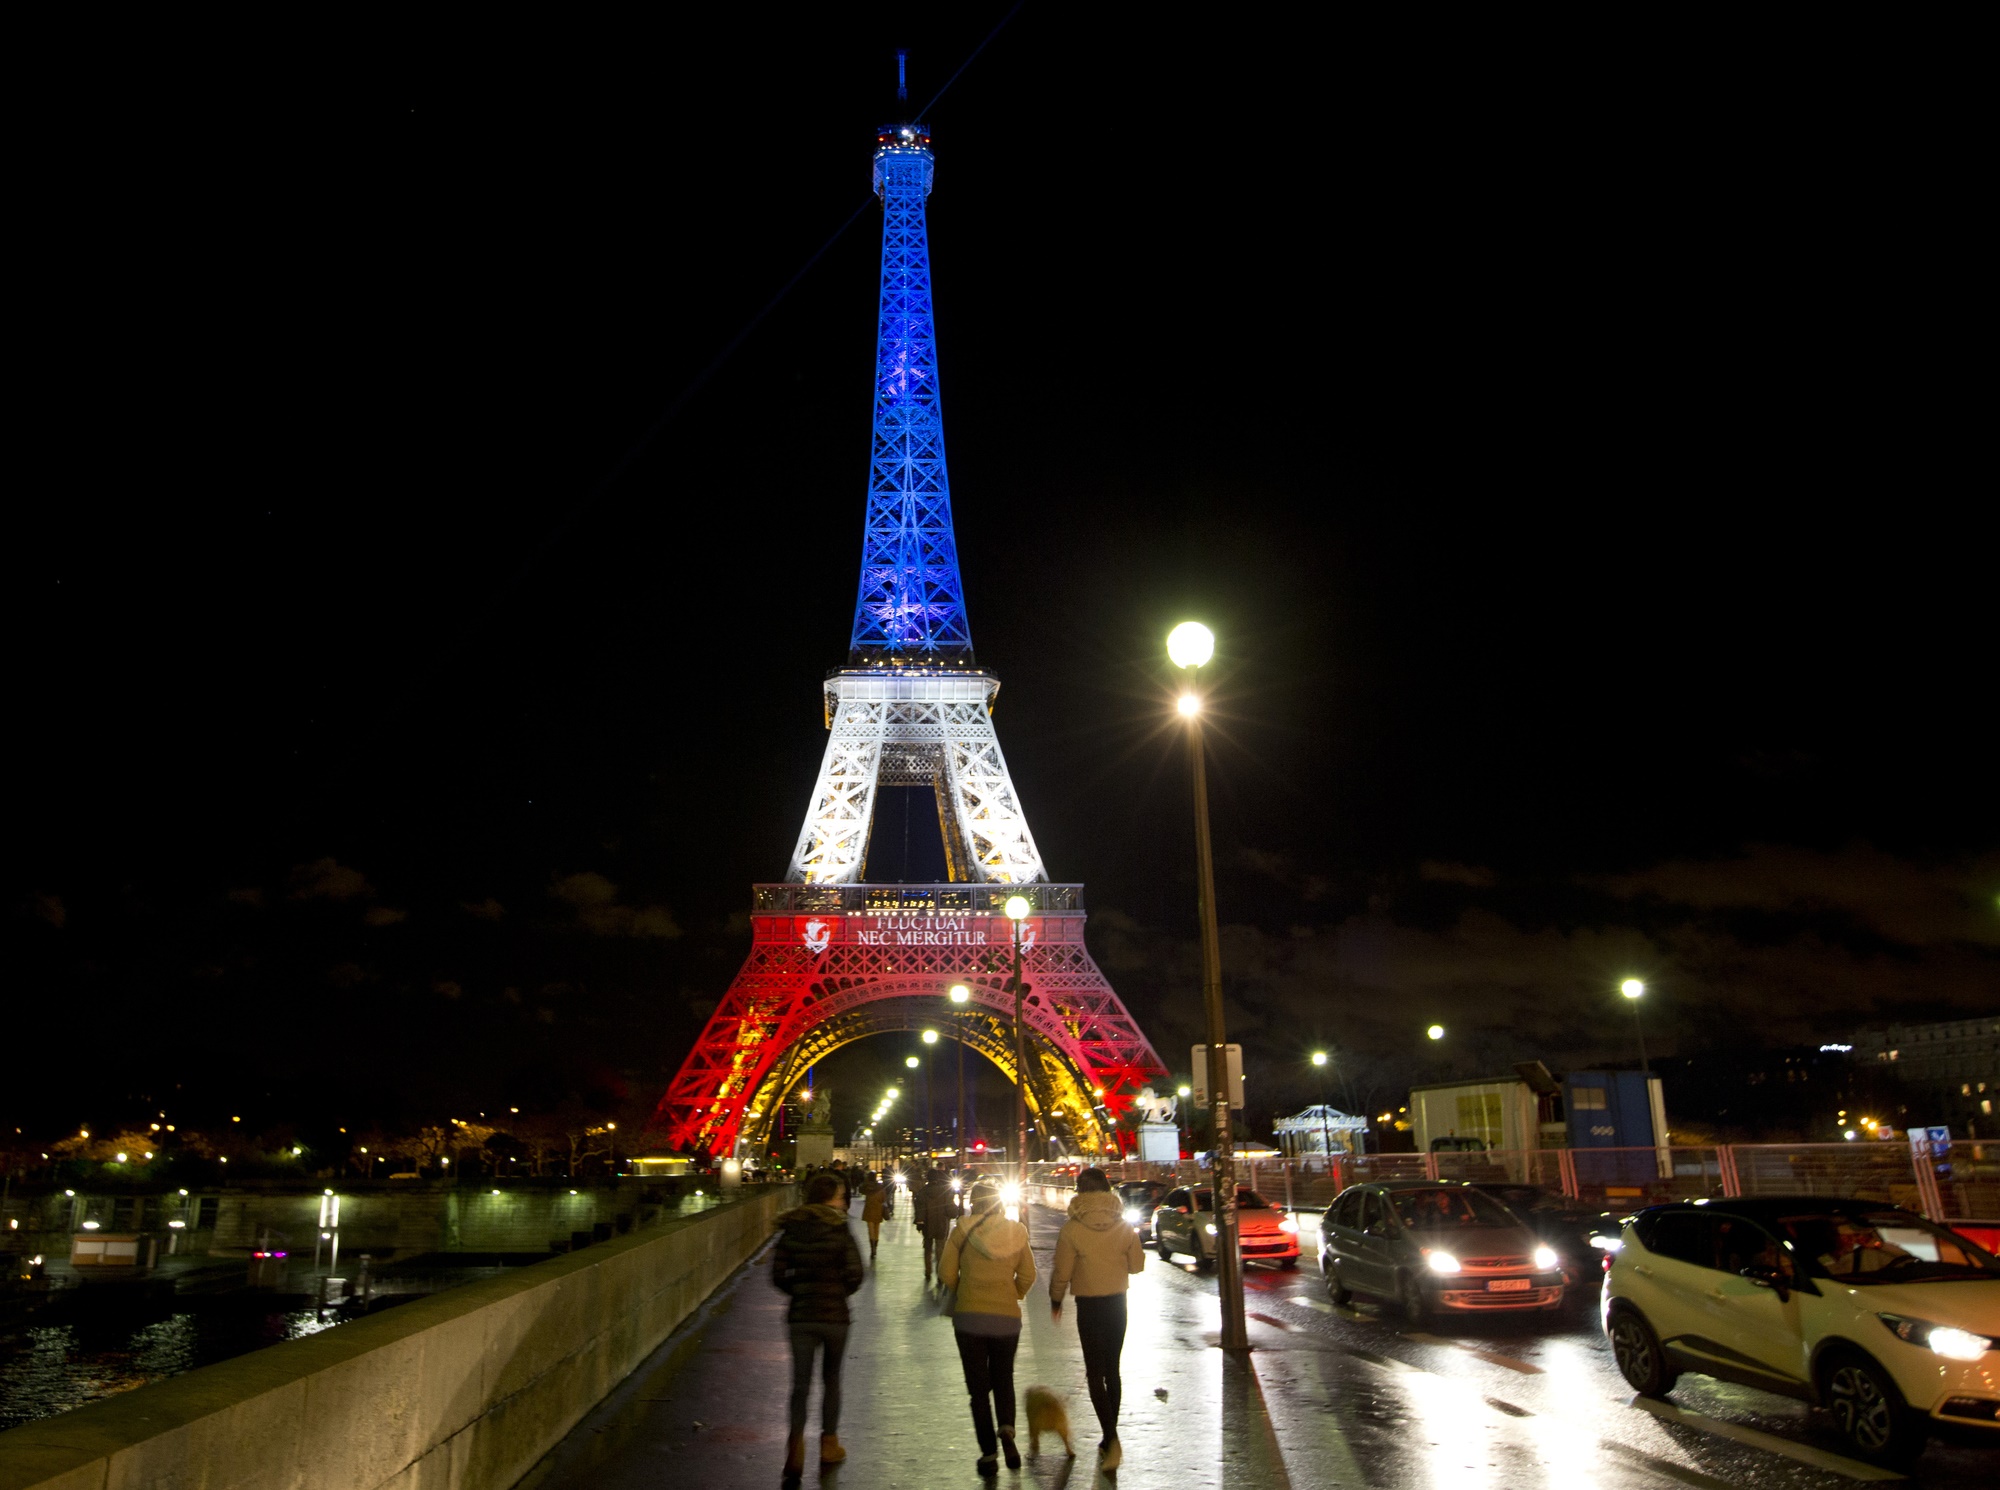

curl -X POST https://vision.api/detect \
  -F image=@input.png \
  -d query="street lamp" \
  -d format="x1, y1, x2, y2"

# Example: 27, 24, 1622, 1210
1168, 620, 1246, 1352
949, 983, 971, 1162
1310, 1052, 1333, 1169
1005, 895, 1031, 1178
921, 1029, 940, 1153
1620, 979, 1650, 1073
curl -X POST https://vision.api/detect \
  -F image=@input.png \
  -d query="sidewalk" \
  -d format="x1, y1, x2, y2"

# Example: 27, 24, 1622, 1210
518, 1198, 1296, 1490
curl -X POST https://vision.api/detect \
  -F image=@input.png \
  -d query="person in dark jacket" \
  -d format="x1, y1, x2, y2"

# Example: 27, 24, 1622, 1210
772, 1172, 866, 1480
918, 1167, 961, 1283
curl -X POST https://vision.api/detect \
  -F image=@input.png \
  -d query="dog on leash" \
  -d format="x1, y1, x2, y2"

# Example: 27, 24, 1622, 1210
1023, 1385, 1075, 1457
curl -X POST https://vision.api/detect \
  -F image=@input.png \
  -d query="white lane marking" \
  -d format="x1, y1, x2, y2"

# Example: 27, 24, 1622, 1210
1628, 1395, 1905, 1482
1292, 1294, 1336, 1313
1403, 1330, 1545, 1375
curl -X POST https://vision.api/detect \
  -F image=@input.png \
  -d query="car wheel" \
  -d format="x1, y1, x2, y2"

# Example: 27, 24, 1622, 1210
1155, 1235, 1173, 1261
1278, 1256, 1300, 1271
1195, 1240, 1217, 1272
1822, 1351, 1926, 1466
1398, 1271, 1428, 1326
1607, 1306, 1676, 1396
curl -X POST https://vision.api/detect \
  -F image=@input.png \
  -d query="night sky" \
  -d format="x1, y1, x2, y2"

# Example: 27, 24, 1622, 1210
11, 14, 1992, 1146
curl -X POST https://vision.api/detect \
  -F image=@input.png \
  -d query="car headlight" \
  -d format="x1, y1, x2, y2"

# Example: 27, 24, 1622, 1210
1589, 1234, 1623, 1252
1205, 1224, 1218, 1236
1123, 1207, 1142, 1223
1880, 1313, 1993, 1361
1278, 1218, 1299, 1233
1533, 1245, 1559, 1272
1425, 1249, 1461, 1275
998, 1182, 1023, 1206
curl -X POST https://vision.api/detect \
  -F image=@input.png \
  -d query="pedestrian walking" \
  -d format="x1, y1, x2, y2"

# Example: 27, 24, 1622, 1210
940, 1180, 1037, 1475
771, 1171, 865, 1481
860, 1170, 886, 1261
919, 1166, 960, 1283
1048, 1167, 1145, 1470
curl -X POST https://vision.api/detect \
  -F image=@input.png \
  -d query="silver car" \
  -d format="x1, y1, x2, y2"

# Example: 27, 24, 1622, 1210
1320, 1180, 1563, 1323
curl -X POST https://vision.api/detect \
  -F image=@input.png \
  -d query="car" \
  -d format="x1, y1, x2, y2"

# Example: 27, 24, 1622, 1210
1152, 1185, 1300, 1269
1116, 1180, 1168, 1236
1465, 1182, 1625, 1293
1603, 1196, 2000, 1466
1319, 1180, 1564, 1322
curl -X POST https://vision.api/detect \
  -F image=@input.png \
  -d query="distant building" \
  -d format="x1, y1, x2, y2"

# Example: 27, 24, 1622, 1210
1853, 1016, 2000, 1138
1407, 1063, 1663, 1153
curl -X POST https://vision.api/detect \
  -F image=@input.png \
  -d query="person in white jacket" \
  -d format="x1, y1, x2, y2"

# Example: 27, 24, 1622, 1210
1048, 1168, 1146, 1469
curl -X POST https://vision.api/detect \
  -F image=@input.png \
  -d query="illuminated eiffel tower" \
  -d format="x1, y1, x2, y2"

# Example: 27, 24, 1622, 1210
656, 103, 1166, 1160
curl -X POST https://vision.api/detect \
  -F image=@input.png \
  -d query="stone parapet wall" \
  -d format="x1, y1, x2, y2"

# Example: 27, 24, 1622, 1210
0, 1184, 796, 1490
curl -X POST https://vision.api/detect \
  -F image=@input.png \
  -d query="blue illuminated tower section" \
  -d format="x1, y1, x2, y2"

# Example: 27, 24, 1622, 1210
849, 121, 972, 663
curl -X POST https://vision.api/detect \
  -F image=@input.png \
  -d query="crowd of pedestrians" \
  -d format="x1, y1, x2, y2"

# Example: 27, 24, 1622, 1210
769, 1160, 1140, 1481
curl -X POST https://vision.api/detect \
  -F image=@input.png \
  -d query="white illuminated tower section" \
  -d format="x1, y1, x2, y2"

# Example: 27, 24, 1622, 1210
655, 114, 1166, 1161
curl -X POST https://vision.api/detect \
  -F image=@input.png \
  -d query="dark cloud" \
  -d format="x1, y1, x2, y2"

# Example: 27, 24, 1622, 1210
362, 906, 408, 927
460, 897, 506, 921
1419, 861, 1498, 888
31, 893, 67, 928
549, 872, 681, 939
433, 980, 464, 1000
224, 887, 265, 908
1598, 844, 2000, 950
289, 858, 375, 903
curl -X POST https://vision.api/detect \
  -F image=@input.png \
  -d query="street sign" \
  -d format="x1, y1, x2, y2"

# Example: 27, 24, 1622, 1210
1191, 1044, 1244, 1110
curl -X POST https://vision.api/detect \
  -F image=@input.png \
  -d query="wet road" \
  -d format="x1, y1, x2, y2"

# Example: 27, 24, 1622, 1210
521, 1200, 1995, 1489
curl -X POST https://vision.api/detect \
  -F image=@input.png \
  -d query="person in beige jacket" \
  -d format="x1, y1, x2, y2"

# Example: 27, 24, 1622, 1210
940, 1181, 1037, 1474
1048, 1168, 1146, 1469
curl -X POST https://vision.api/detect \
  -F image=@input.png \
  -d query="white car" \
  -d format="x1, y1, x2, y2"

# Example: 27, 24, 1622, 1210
1603, 1196, 2000, 1465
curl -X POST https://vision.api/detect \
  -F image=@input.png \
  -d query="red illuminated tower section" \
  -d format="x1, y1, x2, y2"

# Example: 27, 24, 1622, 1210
653, 112, 1166, 1160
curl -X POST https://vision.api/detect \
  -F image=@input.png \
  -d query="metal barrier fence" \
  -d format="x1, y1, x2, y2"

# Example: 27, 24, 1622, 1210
1019, 1139, 2000, 1225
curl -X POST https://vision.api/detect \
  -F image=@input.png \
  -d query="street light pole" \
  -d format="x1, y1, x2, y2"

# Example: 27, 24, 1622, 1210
1169, 620, 1247, 1353
921, 1029, 939, 1157
1006, 898, 1031, 1178
1311, 1051, 1332, 1172
949, 984, 971, 1163
1621, 979, 1650, 1074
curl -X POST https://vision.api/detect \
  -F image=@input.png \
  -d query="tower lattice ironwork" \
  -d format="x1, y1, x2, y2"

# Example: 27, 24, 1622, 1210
655, 113, 1167, 1161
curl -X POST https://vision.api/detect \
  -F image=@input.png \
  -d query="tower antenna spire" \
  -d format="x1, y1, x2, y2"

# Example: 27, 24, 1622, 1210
896, 48, 908, 104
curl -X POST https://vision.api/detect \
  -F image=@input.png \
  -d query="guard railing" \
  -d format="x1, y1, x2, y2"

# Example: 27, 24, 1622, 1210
1017, 1138, 2000, 1226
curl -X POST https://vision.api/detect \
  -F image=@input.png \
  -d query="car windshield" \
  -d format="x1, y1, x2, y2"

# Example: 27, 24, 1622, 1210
1192, 1188, 1272, 1211
1118, 1184, 1161, 1203
1392, 1188, 1514, 1230
1772, 1210, 2000, 1283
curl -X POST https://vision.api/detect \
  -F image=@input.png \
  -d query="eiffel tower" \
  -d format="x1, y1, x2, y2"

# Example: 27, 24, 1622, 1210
656, 105, 1167, 1160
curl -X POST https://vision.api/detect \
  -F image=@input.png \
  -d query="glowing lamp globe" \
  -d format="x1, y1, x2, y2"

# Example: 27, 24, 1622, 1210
1177, 693, 1201, 716
948, 983, 970, 1003
1004, 895, 1031, 920
1311, 1051, 1328, 1067
1427, 1024, 1445, 1041
905, 1056, 920, 1069
922, 1029, 939, 1045
1621, 979, 1646, 1000
1167, 621, 1215, 669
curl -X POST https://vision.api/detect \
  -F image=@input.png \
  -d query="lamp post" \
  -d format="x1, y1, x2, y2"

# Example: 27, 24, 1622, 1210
1310, 1052, 1333, 1172
1005, 895, 1031, 1177
1168, 620, 1247, 1352
921, 1029, 939, 1158
1176, 1084, 1192, 1160
1621, 979, 1650, 1074
949, 983, 971, 1161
